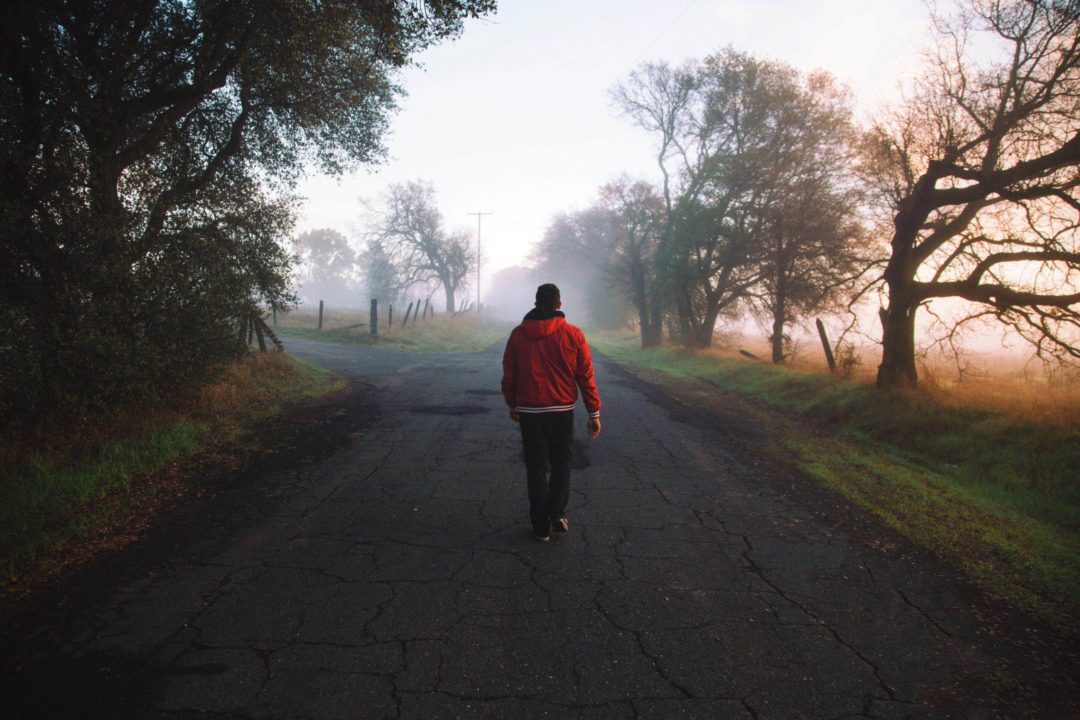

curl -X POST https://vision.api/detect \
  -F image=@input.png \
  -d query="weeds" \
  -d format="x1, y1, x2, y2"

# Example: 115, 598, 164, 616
0, 352, 344, 581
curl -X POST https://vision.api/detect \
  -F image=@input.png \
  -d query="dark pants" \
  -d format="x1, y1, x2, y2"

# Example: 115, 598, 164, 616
519, 411, 574, 533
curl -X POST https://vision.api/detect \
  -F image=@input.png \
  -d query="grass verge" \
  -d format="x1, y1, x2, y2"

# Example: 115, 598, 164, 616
0, 351, 345, 585
276, 311, 511, 353
590, 330, 1080, 631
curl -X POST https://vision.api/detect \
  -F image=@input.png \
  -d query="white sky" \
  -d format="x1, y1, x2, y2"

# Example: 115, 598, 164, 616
296, 0, 933, 300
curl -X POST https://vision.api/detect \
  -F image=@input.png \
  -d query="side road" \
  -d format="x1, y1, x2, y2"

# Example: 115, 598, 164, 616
2, 337, 1077, 719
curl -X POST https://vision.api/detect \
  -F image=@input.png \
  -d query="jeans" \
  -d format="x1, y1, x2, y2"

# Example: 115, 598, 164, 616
519, 411, 574, 533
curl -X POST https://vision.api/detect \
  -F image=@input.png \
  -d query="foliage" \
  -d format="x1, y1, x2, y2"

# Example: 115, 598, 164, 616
612, 50, 866, 349
599, 178, 666, 343
293, 228, 360, 307
531, 203, 628, 328
361, 237, 405, 309
366, 180, 474, 313
866, 0, 1080, 388
0, 0, 494, 428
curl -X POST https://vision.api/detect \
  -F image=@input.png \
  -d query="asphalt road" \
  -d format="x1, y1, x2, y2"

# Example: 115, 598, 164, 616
3, 336, 1078, 719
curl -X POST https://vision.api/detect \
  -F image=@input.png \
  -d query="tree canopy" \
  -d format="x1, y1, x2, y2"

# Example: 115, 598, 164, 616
0, 0, 494, 425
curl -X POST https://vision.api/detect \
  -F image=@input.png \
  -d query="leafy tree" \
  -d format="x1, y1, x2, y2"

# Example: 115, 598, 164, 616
866, 0, 1080, 388
0, 0, 494, 425
748, 72, 866, 364
370, 180, 473, 313
532, 206, 626, 328
598, 178, 665, 345
361, 238, 403, 310
616, 51, 812, 347
293, 228, 359, 307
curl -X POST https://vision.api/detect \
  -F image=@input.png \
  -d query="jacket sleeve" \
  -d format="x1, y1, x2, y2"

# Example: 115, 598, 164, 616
501, 331, 518, 409
574, 329, 601, 417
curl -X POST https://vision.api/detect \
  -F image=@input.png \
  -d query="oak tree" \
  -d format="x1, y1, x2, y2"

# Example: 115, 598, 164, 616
867, 0, 1080, 388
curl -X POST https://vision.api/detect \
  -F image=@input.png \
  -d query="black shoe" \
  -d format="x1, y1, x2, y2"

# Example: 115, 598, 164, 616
534, 528, 551, 542
551, 516, 569, 533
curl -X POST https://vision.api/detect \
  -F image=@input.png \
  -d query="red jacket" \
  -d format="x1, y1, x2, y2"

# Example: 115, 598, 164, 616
501, 309, 601, 417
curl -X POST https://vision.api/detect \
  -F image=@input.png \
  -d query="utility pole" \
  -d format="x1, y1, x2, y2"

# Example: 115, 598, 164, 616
467, 210, 492, 314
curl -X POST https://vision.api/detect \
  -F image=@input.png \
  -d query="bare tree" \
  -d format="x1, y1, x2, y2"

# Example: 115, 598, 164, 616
370, 180, 473, 313
867, 0, 1080, 389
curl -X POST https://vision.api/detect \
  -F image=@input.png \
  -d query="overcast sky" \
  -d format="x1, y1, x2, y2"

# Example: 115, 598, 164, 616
296, 0, 934, 300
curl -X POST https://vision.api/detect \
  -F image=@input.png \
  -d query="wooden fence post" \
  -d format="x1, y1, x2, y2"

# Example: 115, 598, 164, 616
424, 299, 431, 320
816, 318, 837, 374
388, 304, 393, 328
370, 298, 378, 336
403, 301, 414, 326
255, 317, 285, 351
254, 316, 267, 352
318, 300, 324, 331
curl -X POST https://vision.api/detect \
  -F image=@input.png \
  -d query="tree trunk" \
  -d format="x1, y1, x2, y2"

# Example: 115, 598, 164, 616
443, 284, 455, 314
771, 286, 786, 364
877, 209, 924, 389
630, 260, 660, 347
877, 301, 918, 388
644, 300, 663, 347
693, 304, 721, 348
771, 314, 785, 364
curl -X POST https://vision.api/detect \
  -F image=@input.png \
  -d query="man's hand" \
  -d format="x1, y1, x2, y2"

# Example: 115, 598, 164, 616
587, 416, 601, 438
510, 411, 520, 423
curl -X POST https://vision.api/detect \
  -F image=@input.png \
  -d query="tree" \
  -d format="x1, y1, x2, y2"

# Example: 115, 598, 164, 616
361, 238, 403, 310
371, 180, 473, 313
0, 0, 495, 424
532, 205, 626, 328
748, 72, 866, 364
867, 0, 1080, 389
615, 51, 814, 347
598, 178, 665, 346
293, 228, 358, 307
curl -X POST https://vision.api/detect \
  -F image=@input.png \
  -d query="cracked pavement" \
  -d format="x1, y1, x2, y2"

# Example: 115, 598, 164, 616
3, 337, 1078, 719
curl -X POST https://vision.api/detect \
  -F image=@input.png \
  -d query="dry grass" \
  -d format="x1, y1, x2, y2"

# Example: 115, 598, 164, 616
275, 307, 512, 353
694, 331, 1080, 430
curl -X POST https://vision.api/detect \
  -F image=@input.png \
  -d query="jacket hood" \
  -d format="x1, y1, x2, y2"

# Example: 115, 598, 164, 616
521, 307, 565, 339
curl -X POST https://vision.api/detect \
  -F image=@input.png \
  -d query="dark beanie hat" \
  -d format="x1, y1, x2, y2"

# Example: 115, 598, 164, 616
535, 283, 561, 309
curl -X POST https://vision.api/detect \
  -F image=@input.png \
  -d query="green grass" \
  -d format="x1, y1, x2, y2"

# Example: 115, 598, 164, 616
590, 331, 1080, 629
276, 311, 512, 353
0, 351, 345, 581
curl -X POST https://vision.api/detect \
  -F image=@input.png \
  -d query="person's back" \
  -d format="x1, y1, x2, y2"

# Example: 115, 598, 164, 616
501, 284, 601, 541
502, 306, 600, 416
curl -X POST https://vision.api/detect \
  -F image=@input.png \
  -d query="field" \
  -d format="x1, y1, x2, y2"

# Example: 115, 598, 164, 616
274, 305, 513, 353
590, 329, 1080, 630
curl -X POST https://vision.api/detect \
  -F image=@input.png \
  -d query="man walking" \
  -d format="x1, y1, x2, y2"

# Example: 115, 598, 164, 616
501, 283, 602, 541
